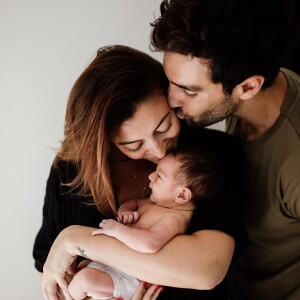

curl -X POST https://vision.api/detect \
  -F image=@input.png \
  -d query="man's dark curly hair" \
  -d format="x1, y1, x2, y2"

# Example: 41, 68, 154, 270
151, 0, 298, 94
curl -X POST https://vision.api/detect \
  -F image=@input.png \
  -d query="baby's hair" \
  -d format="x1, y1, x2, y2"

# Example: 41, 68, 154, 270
173, 147, 223, 203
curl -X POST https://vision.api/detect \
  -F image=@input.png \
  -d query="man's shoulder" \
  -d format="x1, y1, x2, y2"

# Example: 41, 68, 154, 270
280, 68, 300, 137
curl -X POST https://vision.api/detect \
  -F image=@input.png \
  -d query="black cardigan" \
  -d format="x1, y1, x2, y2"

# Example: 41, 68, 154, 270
33, 123, 247, 300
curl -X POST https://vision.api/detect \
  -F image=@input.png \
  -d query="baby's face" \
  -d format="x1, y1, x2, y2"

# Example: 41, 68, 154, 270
148, 154, 182, 207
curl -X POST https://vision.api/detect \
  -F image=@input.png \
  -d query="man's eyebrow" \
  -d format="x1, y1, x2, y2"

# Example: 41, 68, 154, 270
154, 111, 170, 131
118, 112, 170, 146
170, 81, 201, 92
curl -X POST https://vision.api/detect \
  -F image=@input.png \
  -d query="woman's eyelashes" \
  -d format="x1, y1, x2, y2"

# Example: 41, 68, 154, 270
126, 120, 172, 153
155, 122, 171, 135
128, 142, 143, 152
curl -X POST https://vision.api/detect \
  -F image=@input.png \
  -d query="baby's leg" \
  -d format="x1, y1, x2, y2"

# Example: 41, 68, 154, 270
68, 266, 114, 300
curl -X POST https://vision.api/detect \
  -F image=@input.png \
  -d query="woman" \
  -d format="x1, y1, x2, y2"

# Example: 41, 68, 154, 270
34, 45, 245, 300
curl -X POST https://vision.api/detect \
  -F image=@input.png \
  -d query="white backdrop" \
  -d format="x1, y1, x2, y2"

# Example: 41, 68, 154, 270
0, 1, 224, 299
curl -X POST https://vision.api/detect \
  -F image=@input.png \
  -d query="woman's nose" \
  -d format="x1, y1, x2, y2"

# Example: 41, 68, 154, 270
150, 141, 166, 159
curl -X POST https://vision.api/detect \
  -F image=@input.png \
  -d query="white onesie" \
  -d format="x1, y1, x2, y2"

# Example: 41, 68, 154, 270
87, 261, 140, 300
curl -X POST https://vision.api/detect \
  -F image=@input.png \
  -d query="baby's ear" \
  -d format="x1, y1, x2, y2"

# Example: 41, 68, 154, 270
175, 187, 192, 204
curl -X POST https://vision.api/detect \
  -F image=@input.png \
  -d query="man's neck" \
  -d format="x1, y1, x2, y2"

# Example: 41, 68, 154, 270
236, 72, 288, 140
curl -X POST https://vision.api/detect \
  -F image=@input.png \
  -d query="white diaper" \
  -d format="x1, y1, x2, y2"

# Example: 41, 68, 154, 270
87, 261, 140, 300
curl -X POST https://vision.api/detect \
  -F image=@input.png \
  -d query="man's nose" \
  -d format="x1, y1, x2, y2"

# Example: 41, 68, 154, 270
148, 171, 155, 181
168, 84, 181, 108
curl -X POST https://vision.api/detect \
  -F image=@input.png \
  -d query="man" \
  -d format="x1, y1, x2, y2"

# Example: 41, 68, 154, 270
151, 0, 300, 299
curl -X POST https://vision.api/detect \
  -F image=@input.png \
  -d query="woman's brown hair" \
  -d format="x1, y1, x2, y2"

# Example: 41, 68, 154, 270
56, 45, 168, 217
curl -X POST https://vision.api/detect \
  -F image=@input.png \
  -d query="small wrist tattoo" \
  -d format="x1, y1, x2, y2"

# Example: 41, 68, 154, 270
76, 245, 90, 259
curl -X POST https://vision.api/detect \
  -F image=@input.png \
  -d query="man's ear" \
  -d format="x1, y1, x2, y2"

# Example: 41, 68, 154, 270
235, 75, 265, 101
175, 187, 192, 204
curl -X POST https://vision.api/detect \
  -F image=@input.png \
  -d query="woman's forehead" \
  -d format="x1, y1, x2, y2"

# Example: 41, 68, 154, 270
114, 96, 170, 141
118, 110, 169, 138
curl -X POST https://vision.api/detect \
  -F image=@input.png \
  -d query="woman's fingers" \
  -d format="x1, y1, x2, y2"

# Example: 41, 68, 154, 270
131, 282, 146, 300
42, 278, 73, 300
57, 285, 72, 300
142, 284, 163, 300
41, 227, 82, 300
131, 282, 163, 300
42, 280, 59, 300
57, 279, 73, 300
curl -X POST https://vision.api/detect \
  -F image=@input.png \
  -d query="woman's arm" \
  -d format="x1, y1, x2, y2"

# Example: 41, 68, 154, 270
42, 224, 234, 299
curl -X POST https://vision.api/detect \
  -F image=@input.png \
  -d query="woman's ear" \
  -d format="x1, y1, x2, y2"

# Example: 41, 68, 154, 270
175, 187, 192, 204
236, 75, 265, 101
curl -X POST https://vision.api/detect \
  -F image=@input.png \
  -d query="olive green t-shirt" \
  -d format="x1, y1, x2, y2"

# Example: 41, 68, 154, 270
227, 69, 300, 300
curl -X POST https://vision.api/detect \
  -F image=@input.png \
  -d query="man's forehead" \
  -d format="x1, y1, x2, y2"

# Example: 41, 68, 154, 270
163, 52, 209, 68
163, 52, 211, 84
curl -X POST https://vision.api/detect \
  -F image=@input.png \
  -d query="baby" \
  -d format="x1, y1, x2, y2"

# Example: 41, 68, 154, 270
68, 147, 223, 300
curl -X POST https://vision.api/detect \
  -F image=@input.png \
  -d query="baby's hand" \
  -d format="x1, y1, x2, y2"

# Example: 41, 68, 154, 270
92, 219, 122, 237
118, 211, 139, 224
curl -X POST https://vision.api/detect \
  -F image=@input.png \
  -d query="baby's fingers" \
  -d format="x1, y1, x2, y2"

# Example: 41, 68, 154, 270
91, 229, 104, 235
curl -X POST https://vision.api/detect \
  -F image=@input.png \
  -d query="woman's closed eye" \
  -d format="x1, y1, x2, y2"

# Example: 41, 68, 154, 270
127, 142, 144, 152
155, 122, 171, 135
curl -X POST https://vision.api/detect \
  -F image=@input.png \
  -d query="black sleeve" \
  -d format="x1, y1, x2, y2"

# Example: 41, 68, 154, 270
32, 161, 102, 272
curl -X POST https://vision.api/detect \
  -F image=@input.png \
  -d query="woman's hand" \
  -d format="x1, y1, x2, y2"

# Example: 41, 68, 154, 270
42, 229, 77, 300
131, 282, 163, 300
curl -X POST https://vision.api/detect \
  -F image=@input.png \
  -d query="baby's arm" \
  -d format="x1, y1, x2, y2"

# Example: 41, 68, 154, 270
93, 214, 185, 253
117, 198, 139, 224
117, 198, 148, 224
118, 198, 139, 213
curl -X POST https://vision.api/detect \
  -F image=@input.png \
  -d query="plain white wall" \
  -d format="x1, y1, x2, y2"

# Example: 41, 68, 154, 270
0, 1, 224, 299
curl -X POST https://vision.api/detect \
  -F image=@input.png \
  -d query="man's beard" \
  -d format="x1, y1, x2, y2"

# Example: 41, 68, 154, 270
174, 94, 238, 128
